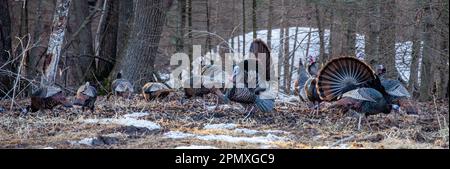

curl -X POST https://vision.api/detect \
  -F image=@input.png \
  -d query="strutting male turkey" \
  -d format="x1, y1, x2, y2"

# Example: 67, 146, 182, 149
111, 71, 134, 99
73, 82, 97, 111
316, 57, 395, 130
376, 65, 418, 115
142, 82, 176, 101
225, 39, 275, 118
29, 85, 73, 113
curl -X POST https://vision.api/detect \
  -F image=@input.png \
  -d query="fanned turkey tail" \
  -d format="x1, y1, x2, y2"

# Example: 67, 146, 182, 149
316, 57, 382, 101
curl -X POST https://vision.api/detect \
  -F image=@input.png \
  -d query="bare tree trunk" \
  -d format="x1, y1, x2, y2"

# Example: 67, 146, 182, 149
176, 0, 186, 53
187, 0, 193, 76
116, 0, 133, 62
314, 3, 326, 64
283, 0, 290, 93
252, 0, 257, 39
437, 0, 449, 99
0, 0, 12, 97
111, 0, 173, 90
343, 1, 357, 56
379, 0, 397, 79
242, 0, 246, 56
365, 0, 379, 68
63, 0, 94, 87
206, 0, 211, 53
419, 1, 435, 101
43, 0, 71, 85
408, 2, 422, 96
266, 0, 273, 48
278, 16, 284, 87
96, 0, 119, 81
329, 0, 343, 58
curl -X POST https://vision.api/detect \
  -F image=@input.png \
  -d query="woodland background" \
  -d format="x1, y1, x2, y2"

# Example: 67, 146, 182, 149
0, 0, 448, 101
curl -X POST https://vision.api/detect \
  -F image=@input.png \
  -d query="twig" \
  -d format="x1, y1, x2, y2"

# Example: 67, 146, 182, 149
330, 135, 356, 147
10, 35, 32, 111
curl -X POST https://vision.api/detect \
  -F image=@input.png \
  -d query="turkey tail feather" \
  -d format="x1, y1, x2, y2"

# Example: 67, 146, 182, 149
317, 57, 377, 101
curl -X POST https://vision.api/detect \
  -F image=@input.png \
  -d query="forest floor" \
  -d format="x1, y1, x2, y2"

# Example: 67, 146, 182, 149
0, 92, 448, 149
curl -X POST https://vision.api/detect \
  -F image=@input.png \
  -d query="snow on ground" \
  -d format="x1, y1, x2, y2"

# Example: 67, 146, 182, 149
83, 112, 160, 130
164, 123, 291, 145
70, 138, 95, 146
175, 145, 218, 149
203, 123, 238, 130
123, 112, 150, 119
163, 131, 195, 139
195, 134, 287, 144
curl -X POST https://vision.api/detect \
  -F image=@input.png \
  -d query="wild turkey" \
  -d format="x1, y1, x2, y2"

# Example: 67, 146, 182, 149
111, 71, 134, 98
29, 86, 73, 113
376, 65, 418, 114
73, 82, 97, 111
142, 82, 176, 101
183, 75, 229, 104
294, 61, 322, 114
316, 57, 394, 130
225, 59, 274, 117
294, 61, 309, 100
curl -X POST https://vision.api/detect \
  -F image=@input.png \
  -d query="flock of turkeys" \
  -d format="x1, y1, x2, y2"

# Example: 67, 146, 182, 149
21, 39, 417, 130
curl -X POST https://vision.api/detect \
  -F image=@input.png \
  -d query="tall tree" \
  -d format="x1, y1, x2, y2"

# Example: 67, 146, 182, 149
116, 0, 133, 61
266, 0, 273, 48
111, 0, 173, 89
0, 0, 12, 97
419, 0, 435, 101
252, 0, 257, 39
242, 0, 246, 55
408, 0, 423, 96
283, 0, 290, 93
43, 0, 72, 85
96, 0, 119, 81
342, 1, 357, 56
314, 2, 326, 64
378, 0, 397, 79
63, 0, 95, 87
364, 0, 380, 68
176, 0, 187, 53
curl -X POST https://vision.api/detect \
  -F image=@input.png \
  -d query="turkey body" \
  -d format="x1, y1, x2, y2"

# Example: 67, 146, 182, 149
74, 82, 97, 111
316, 57, 393, 129
381, 78, 417, 114
334, 88, 391, 116
225, 58, 274, 113
142, 82, 175, 101
30, 86, 73, 112
111, 72, 134, 98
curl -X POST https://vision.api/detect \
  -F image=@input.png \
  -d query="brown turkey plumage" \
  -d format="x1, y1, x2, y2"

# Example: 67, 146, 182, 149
73, 82, 97, 111
29, 86, 73, 113
142, 82, 175, 101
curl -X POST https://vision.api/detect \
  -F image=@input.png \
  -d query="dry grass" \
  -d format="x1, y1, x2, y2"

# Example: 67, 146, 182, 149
0, 92, 448, 149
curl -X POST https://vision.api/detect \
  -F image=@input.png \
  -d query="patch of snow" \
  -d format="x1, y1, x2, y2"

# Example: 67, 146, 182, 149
164, 131, 195, 139
315, 144, 350, 149
234, 128, 259, 135
83, 118, 161, 130
42, 147, 54, 149
196, 134, 288, 144
264, 130, 290, 135
260, 145, 277, 149
123, 112, 150, 119
203, 123, 237, 130
175, 145, 218, 149
70, 138, 95, 146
